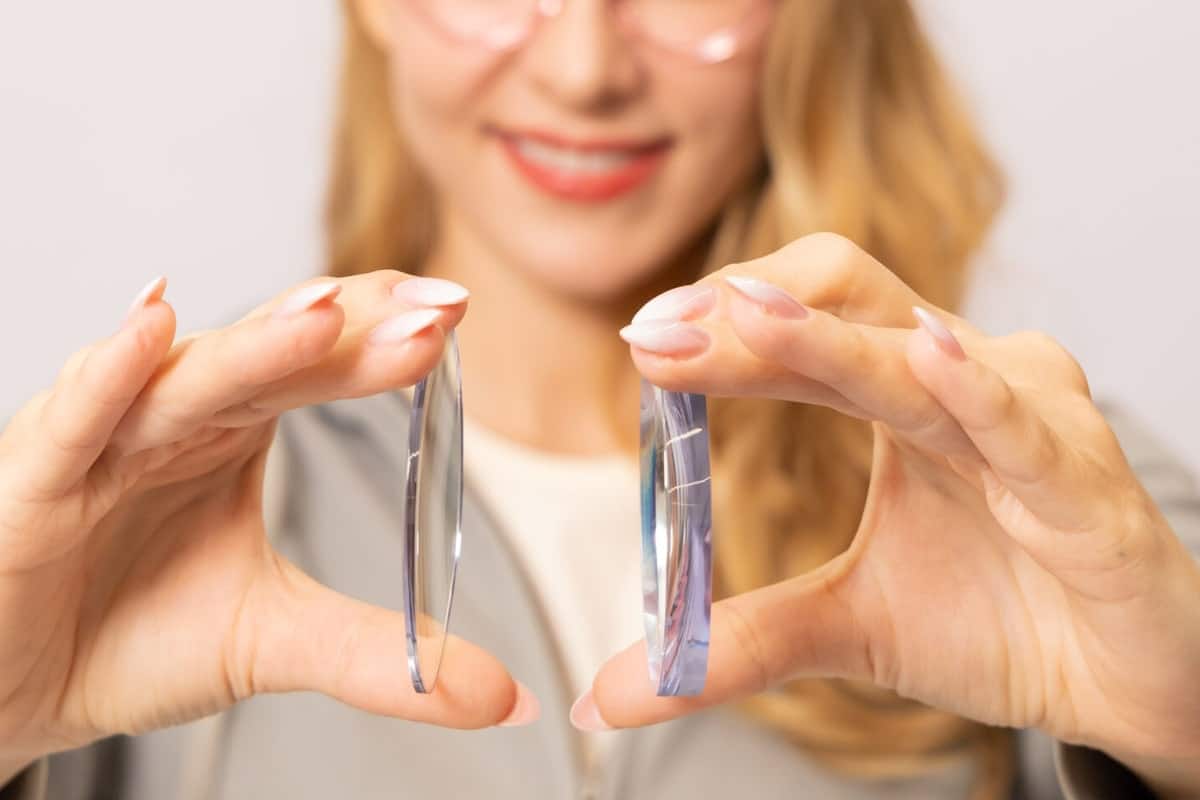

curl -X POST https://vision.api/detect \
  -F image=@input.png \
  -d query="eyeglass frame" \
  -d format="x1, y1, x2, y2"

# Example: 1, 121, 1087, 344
403, 0, 778, 65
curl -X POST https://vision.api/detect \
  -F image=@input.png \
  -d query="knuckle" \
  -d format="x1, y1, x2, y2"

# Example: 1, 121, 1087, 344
800, 231, 862, 267
1008, 331, 1091, 395
828, 327, 875, 382
973, 378, 1019, 433
1071, 398, 1115, 442
328, 614, 368, 698
722, 602, 773, 694
127, 320, 165, 365
803, 233, 860, 287
360, 269, 408, 297
1022, 425, 1062, 479
768, 232, 856, 278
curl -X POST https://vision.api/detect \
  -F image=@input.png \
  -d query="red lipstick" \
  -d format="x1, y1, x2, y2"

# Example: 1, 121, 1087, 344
492, 128, 673, 203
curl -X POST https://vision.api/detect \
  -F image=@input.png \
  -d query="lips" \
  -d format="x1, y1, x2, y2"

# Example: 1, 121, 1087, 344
491, 127, 673, 203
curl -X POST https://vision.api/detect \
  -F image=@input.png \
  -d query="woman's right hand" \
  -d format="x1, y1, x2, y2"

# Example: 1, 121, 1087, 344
0, 272, 537, 783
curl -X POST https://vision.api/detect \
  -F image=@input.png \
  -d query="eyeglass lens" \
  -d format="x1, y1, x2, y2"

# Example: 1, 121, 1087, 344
412, 0, 768, 61
640, 383, 713, 697
402, 332, 464, 694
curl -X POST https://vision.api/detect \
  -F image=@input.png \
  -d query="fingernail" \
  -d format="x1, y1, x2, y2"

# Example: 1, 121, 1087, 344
498, 682, 542, 728
724, 276, 809, 320
274, 282, 342, 319
124, 276, 167, 325
619, 321, 710, 357
632, 285, 716, 324
569, 691, 612, 732
369, 308, 443, 345
392, 277, 470, 307
912, 306, 966, 361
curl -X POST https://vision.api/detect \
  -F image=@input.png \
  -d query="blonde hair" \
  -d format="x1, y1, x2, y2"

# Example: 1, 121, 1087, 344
327, 1, 1009, 796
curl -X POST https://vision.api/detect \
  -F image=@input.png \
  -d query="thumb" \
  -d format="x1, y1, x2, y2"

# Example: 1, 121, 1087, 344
574, 568, 873, 731
242, 556, 539, 729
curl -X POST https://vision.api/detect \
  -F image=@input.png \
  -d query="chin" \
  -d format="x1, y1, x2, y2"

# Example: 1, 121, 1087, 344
532, 253, 660, 302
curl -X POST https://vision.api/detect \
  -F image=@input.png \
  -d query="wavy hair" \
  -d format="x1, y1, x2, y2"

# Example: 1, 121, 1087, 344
326, 2, 1008, 796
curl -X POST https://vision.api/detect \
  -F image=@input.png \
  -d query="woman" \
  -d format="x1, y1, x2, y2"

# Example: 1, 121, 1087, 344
1, 1, 1198, 798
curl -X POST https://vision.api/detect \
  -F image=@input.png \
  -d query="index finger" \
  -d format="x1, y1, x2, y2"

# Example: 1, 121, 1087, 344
702, 233, 925, 327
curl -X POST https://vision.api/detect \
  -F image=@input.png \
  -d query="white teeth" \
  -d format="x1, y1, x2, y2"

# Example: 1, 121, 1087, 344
513, 137, 638, 174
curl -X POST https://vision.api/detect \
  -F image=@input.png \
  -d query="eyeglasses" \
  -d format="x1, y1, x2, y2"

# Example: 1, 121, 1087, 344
403, 334, 713, 698
406, 0, 775, 64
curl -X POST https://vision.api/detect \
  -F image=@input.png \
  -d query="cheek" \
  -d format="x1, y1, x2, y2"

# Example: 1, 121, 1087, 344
663, 61, 763, 191
385, 25, 493, 184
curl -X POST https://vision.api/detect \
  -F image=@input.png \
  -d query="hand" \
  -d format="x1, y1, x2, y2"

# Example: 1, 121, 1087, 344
587, 234, 1200, 794
0, 273, 536, 782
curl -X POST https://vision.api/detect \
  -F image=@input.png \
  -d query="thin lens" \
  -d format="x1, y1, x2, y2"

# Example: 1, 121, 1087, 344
640, 383, 713, 696
403, 332, 464, 694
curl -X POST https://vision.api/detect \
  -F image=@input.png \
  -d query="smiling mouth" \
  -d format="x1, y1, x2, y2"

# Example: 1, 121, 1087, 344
490, 127, 674, 203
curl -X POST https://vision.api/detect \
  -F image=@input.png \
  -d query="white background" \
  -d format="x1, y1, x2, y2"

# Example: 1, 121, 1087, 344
1, 2, 1197, 471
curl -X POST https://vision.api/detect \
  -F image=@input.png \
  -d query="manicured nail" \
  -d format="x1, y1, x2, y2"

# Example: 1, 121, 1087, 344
498, 682, 542, 728
912, 306, 966, 360
274, 282, 342, 319
724, 276, 809, 319
569, 691, 612, 732
392, 277, 470, 307
619, 321, 710, 357
369, 308, 443, 345
124, 276, 167, 326
632, 285, 716, 324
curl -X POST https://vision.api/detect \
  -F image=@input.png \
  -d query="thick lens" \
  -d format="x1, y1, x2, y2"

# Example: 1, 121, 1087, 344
640, 383, 713, 696
621, 0, 767, 62
402, 332, 464, 694
411, 0, 539, 45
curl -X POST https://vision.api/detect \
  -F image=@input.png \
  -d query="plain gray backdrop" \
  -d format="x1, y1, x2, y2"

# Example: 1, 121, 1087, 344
1, 2, 1197, 472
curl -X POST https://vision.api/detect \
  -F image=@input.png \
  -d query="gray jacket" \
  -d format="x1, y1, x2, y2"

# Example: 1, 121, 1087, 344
4, 393, 1198, 799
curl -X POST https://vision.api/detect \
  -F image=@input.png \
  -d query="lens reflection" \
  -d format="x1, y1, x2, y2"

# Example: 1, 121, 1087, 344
403, 332, 464, 694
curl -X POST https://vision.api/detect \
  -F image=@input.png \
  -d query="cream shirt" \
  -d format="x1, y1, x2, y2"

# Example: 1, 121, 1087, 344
462, 418, 645, 758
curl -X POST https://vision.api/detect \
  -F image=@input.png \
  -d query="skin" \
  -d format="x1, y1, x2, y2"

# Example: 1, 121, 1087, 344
589, 237, 1200, 797
1, 2, 1197, 798
354, 0, 770, 453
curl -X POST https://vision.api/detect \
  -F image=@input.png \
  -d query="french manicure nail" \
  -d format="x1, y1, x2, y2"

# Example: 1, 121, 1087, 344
274, 282, 342, 319
632, 285, 716, 324
124, 276, 167, 326
392, 277, 471, 307
498, 682, 542, 728
912, 306, 966, 360
569, 691, 613, 733
724, 276, 809, 319
369, 308, 443, 345
619, 321, 711, 357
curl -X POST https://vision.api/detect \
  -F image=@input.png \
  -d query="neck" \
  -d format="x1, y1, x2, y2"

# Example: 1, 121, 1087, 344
423, 213, 706, 457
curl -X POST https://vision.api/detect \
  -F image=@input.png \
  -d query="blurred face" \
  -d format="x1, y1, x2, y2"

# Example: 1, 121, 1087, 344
358, 0, 774, 300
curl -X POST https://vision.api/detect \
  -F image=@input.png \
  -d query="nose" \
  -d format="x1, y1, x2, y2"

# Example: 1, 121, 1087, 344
522, 0, 643, 112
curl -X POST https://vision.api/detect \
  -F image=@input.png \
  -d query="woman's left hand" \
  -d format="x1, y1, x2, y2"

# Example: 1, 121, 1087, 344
583, 234, 1200, 796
